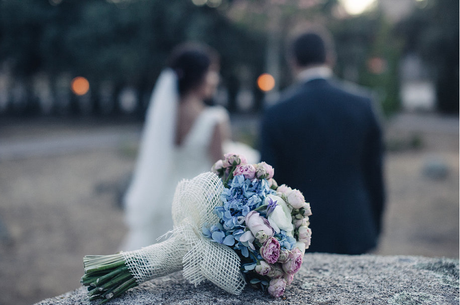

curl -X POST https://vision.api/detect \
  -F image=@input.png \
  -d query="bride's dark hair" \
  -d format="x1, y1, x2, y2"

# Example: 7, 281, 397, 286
168, 42, 219, 97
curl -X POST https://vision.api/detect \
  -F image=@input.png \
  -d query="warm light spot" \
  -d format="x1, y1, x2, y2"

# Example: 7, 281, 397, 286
340, 0, 375, 15
367, 57, 386, 75
71, 77, 90, 96
257, 74, 275, 92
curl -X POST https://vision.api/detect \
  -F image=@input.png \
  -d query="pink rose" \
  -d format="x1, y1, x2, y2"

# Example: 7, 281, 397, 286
298, 226, 312, 249
267, 264, 284, 278
211, 160, 224, 174
284, 273, 294, 285
303, 202, 312, 217
268, 278, 287, 298
255, 162, 274, 179
294, 217, 309, 229
282, 248, 303, 275
223, 153, 247, 167
233, 164, 256, 179
268, 178, 278, 190
277, 184, 292, 195
286, 189, 306, 209
260, 237, 281, 264
245, 211, 273, 238
255, 260, 271, 276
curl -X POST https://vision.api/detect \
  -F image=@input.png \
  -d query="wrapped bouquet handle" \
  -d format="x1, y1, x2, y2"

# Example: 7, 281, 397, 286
81, 173, 245, 304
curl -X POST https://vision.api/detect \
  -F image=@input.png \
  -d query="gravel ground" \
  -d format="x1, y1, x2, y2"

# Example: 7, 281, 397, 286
0, 114, 458, 305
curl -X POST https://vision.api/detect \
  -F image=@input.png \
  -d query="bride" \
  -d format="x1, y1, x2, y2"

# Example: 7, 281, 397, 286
121, 43, 258, 251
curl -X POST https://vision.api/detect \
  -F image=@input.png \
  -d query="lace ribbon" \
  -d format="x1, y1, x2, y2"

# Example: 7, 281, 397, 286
122, 172, 246, 295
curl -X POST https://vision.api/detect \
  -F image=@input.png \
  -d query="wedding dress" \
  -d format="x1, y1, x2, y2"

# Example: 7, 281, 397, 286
121, 70, 259, 251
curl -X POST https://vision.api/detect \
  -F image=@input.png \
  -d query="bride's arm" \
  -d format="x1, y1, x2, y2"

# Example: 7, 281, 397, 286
209, 117, 231, 163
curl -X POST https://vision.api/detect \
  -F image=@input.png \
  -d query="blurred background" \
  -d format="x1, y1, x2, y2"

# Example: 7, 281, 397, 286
0, 0, 458, 304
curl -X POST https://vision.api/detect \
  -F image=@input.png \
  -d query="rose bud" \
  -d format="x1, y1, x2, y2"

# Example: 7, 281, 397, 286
282, 248, 303, 275
268, 278, 287, 298
278, 250, 291, 264
255, 260, 271, 276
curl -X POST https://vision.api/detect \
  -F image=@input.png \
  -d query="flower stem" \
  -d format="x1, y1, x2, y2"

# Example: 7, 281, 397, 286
224, 166, 236, 187
85, 259, 125, 274
98, 271, 132, 291
95, 266, 128, 286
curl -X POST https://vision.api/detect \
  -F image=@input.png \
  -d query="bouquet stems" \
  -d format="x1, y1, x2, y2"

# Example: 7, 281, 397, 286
81, 253, 138, 304
81, 237, 186, 303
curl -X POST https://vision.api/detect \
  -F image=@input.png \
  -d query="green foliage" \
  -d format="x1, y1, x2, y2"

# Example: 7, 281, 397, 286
330, 12, 402, 116
0, 0, 265, 115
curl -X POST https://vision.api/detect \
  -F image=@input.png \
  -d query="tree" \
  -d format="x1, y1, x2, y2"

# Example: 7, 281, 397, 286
0, 0, 265, 116
397, 0, 459, 114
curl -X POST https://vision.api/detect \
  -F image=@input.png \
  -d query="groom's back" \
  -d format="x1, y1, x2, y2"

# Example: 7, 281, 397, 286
269, 79, 374, 185
260, 78, 384, 254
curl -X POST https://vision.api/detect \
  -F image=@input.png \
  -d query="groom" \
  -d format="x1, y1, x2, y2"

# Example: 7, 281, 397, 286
260, 28, 385, 254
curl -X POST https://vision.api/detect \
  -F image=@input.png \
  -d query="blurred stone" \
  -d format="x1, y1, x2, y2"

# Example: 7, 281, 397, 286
35, 254, 459, 305
422, 156, 450, 180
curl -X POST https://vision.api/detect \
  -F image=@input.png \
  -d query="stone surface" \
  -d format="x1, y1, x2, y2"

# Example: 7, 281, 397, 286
35, 254, 459, 305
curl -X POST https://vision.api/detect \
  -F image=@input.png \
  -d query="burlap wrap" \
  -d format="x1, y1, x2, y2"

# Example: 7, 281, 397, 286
121, 172, 246, 295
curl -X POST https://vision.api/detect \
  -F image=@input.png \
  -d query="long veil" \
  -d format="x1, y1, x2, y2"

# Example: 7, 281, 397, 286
123, 69, 178, 247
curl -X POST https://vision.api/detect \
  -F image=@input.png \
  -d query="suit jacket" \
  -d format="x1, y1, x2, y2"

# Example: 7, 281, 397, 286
260, 78, 385, 254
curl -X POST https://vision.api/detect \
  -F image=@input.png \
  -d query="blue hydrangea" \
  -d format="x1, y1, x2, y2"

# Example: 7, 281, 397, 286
275, 230, 297, 251
204, 175, 276, 258
202, 224, 235, 246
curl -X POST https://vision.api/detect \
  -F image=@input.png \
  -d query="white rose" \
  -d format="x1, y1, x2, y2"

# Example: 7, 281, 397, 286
276, 184, 292, 195
286, 189, 306, 209
294, 242, 306, 254
267, 195, 294, 234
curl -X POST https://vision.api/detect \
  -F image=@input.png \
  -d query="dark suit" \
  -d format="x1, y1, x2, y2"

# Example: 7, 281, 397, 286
260, 78, 385, 254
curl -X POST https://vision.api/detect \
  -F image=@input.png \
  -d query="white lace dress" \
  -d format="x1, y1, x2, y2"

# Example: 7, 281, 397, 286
122, 106, 247, 251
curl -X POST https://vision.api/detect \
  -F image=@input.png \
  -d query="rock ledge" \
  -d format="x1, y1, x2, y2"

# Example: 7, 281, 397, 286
36, 254, 459, 305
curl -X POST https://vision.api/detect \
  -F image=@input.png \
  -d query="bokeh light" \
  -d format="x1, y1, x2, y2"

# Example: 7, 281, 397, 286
71, 77, 90, 96
368, 57, 387, 75
340, 0, 375, 15
192, 0, 207, 6
257, 73, 275, 92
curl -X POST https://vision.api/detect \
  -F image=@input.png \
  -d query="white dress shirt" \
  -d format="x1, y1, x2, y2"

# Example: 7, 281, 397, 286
297, 66, 333, 83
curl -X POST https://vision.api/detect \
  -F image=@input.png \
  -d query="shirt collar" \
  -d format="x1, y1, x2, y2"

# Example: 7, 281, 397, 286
297, 66, 333, 83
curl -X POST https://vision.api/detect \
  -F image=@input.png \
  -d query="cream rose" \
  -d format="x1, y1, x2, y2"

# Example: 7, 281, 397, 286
286, 189, 306, 209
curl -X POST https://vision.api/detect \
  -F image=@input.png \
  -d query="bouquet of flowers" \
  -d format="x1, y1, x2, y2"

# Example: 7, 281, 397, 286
80, 153, 312, 303
205, 155, 312, 297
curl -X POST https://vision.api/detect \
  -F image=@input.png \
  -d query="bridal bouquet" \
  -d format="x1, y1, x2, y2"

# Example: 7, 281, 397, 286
80, 153, 312, 303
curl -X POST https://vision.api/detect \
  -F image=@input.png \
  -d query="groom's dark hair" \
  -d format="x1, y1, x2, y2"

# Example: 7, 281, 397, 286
168, 43, 219, 96
290, 27, 334, 68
